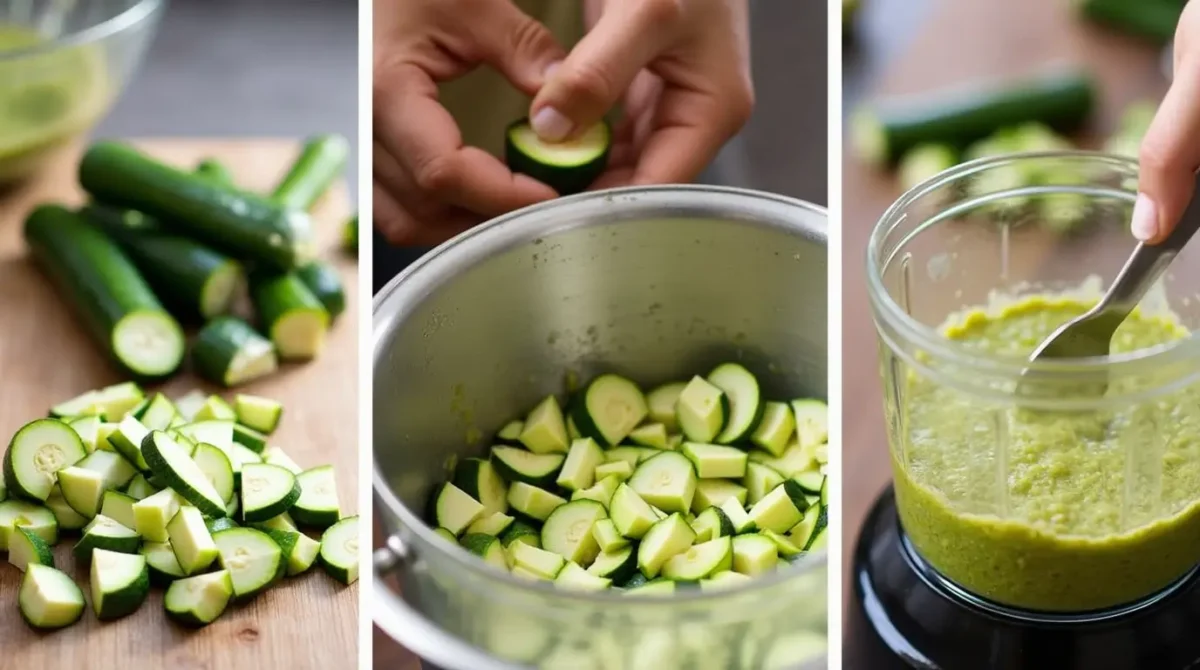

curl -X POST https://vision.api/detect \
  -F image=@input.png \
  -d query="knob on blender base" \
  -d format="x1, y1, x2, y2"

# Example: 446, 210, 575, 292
847, 486, 1200, 670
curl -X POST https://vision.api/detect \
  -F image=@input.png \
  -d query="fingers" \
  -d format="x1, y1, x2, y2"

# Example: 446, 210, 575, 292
1134, 52, 1200, 243
629, 83, 752, 185
373, 181, 477, 247
529, 0, 683, 142
469, 0, 567, 95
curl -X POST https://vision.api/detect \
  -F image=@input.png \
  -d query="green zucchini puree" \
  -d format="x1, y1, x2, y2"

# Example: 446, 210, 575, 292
894, 297, 1200, 612
0, 24, 107, 181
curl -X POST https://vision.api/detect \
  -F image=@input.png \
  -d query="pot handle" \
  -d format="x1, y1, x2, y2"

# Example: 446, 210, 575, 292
372, 536, 519, 670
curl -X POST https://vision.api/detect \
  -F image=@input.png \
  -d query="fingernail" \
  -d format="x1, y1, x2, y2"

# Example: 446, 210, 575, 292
1131, 193, 1159, 241
531, 106, 572, 142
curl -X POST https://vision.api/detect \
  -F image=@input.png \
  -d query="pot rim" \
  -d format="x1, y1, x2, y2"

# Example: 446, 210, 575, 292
373, 185, 829, 604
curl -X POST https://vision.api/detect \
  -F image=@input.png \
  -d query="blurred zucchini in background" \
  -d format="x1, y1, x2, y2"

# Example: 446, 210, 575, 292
897, 144, 957, 192
853, 67, 1096, 165
343, 216, 357, 255
1104, 100, 1157, 158
294, 262, 346, 320
194, 158, 234, 185
250, 272, 329, 361
83, 204, 243, 322
271, 134, 350, 212
24, 205, 186, 379
1078, 0, 1184, 45
79, 141, 315, 272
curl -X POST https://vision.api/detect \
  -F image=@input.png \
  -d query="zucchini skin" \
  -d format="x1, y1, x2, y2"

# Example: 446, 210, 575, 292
83, 204, 242, 322
192, 317, 273, 387
343, 215, 358, 255
859, 69, 1097, 165
195, 158, 235, 185
24, 205, 184, 378
294, 261, 346, 320
79, 141, 314, 271
250, 272, 329, 338
1080, 0, 1183, 45
272, 134, 350, 211
504, 118, 610, 195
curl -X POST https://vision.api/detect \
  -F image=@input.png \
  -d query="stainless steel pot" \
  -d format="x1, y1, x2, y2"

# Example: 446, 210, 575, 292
373, 186, 829, 670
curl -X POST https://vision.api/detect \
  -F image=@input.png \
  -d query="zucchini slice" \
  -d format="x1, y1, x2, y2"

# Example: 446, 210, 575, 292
662, 536, 733, 581
507, 482, 567, 522
490, 446, 564, 487
75, 514, 141, 560
518, 395, 570, 454
90, 548, 151, 620
94, 382, 146, 420
266, 528, 322, 576
433, 483, 484, 535
240, 463, 302, 522
700, 570, 753, 592
692, 479, 748, 513
499, 520, 541, 548
3, 418, 87, 501
731, 534, 778, 576
232, 423, 269, 454
319, 515, 360, 585
681, 442, 748, 479
691, 506, 735, 542
50, 390, 102, 419
590, 518, 629, 553
554, 561, 612, 591
452, 457, 508, 516
570, 374, 648, 447
571, 473, 621, 509
192, 442, 236, 505
748, 485, 805, 534
251, 272, 329, 360
0, 499, 58, 550
68, 414, 103, 452
646, 382, 686, 433
167, 506, 220, 575
504, 119, 611, 195
708, 363, 763, 444
164, 570, 234, 627
174, 420, 234, 451
141, 430, 227, 518
262, 446, 303, 474
628, 423, 668, 449
495, 420, 524, 445
192, 317, 279, 387
743, 462, 785, 505
751, 402, 795, 457
637, 513, 696, 578
123, 473, 158, 500
132, 488, 182, 543
252, 511, 298, 533
791, 399, 828, 448
587, 544, 638, 584
555, 438, 605, 492
137, 393, 180, 430
141, 541, 186, 586
213, 527, 284, 598
173, 390, 207, 421
9, 526, 54, 571
460, 532, 508, 570
233, 394, 284, 434
194, 394, 236, 422
46, 486, 88, 531
466, 512, 514, 537
99, 490, 138, 530
592, 460, 633, 482
77, 446, 138, 490
540, 499, 606, 566
627, 451, 697, 515
107, 415, 151, 471
19, 564, 84, 629
676, 376, 729, 443
56, 466, 106, 519
291, 465, 341, 529
510, 541, 565, 579
609, 483, 658, 540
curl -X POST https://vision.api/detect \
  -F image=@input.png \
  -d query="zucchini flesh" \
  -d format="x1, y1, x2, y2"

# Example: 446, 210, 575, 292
141, 541, 186, 586
627, 452, 697, 515
192, 442, 236, 505
240, 463, 302, 522
213, 527, 284, 598
82, 204, 244, 321
540, 500, 606, 566
294, 261, 347, 320
637, 514, 696, 578
3, 418, 87, 501
192, 317, 278, 387
646, 382, 686, 433
9, 526, 54, 571
251, 272, 330, 360
24, 205, 186, 377
452, 458, 508, 516
90, 548, 150, 620
75, 514, 141, 560
662, 536, 732, 581
0, 500, 58, 550
490, 446, 564, 487
164, 570, 234, 626
570, 374, 648, 446
319, 515, 360, 584
708, 363, 763, 444
518, 395, 570, 454
676, 376, 728, 443
19, 564, 85, 630
505, 119, 611, 195
141, 431, 227, 518
46, 486, 88, 531
292, 465, 340, 529
262, 446, 303, 474
271, 133, 351, 211
234, 394, 284, 434
79, 141, 316, 271
168, 506, 220, 575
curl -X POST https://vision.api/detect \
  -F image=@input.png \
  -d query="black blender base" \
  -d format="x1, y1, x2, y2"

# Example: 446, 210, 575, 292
847, 486, 1200, 670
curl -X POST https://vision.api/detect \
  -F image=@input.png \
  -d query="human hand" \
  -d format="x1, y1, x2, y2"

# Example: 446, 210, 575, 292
1132, 0, 1200, 243
373, 0, 564, 245
529, 0, 754, 189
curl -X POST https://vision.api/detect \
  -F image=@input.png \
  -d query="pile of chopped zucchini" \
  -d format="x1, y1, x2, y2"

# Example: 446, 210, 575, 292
25, 134, 356, 388
427, 363, 829, 594
2, 381, 356, 630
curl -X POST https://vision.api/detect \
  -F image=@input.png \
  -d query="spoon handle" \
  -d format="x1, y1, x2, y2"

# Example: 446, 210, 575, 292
1102, 173, 1200, 315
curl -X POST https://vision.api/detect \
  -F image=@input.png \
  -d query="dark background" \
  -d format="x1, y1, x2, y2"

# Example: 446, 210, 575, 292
371, 0, 830, 293
96, 0, 359, 189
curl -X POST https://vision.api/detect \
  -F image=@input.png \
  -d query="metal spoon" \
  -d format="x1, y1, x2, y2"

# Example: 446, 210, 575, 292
1021, 173, 1200, 396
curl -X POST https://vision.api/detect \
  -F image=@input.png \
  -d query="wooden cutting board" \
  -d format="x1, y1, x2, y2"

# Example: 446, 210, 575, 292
0, 139, 359, 670
842, 0, 1168, 632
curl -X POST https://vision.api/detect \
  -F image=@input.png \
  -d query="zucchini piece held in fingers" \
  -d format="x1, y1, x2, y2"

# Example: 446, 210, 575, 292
505, 118, 611, 195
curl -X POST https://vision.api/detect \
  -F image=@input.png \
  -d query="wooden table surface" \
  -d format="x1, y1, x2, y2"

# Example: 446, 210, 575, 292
0, 140, 359, 670
841, 0, 1169, 626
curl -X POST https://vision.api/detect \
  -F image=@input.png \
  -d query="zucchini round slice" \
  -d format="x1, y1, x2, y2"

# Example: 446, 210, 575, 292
240, 463, 302, 523
587, 544, 638, 584
490, 447, 564, 487
540, 500, 606, 566
708, 363, 763, 444
662, 536, 732, 581
213, 527, 284, 598
192, 442, 235, 505
19, 564, 85, 630
291, 465, 341, 529
627, 452, 697, 515
646, 382, 686, 433
0, 500, 59, 550
452, 457, 508, 516
505, 119, 611, 195
141, 541, 186, 586
91, 548, 151, 620
164, 570, 234, 627
319, 515, 359, 585
570, 374, 648, 447
141, 430, 227, 518
3, 418, 87, 501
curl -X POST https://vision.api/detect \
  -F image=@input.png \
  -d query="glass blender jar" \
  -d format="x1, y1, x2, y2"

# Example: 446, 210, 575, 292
854, 152, 1200, 669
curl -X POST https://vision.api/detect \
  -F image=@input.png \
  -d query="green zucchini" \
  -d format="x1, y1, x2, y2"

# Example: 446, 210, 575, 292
131, 488, 180, 543
194, 394, 236, 422
271, 133, 350, 211
234, 394, 284, 434
19, 564, 85, 629
192, 317, 279, 387
1079, 0, 1183, 44
4, 418, 87, 501
266, 528, 322, 576
195, 158, 235, 185
135, 393, 180, 430
452, 457, 508, 516
240, 463, 302, 522
342, 215, 357, 254
505, 119, 611, 195
250, 272, 329, 360
0, 500, 58, 550
898, 143, 959, 192
141, 431, 227, 517
90, 548, 151, 620
8, 526, 54, 571
24, 205, 186, 378
164, 570, 234, 626
319, 515, 359, 584
853, 68, 1097, 165
490, 446, 564, 487
291, 465, 340, 529
628, 452, 697, 515
262, 446, 303, 474
141, 541, 186, 586
46, 486, 88, 531
79, 141, 316, 271
232, 423, 269, 453
213, 527, 283, 598
294, 261, 346, 320
82, 204, 244, 321
74, 514, 141, 560
540, 499, 606, 565
99, 490, 138, 530
167, 505, 220, 575
192, 442, 236, 504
